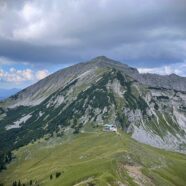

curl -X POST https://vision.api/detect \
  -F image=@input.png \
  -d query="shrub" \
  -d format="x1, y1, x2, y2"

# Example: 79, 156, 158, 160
18, 180, 21, 186
88, 183, 96, 186
56, 172, 61, 178
30, 180, 32, 185
12, 181, 17, 186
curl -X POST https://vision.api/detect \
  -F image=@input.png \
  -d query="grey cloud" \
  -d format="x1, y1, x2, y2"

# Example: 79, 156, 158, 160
0, 0, 186, 67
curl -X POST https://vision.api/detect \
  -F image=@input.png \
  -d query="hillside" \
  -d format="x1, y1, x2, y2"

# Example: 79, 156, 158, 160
0, 56, 186, 185
0, 130, 186, 186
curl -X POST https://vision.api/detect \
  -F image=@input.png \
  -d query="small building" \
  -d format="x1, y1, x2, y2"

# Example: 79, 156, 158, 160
103, 124, 117, 132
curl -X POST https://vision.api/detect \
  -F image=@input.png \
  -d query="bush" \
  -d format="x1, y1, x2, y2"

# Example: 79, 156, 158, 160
56, 172, 61, 178
88, 183, 96, 186
30, 180, 32, 185
18, 180, 21, 186
12, 181, 17, 186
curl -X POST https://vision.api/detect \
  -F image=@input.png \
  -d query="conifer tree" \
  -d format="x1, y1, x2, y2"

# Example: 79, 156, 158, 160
30, 180, 32, 185
18, 180, 21, 186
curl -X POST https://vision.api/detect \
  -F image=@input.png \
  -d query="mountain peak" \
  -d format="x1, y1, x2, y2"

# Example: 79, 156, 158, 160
88, 56, 129, 69
169, 73, 179, 78
91, 56, 110, 61
90, 56, 117, 64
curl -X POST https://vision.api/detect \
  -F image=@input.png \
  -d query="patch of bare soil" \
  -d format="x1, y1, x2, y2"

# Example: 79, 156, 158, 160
124, 165, 154, 186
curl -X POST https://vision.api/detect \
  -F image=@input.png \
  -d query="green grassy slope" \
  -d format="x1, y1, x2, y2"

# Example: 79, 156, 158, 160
0, 130, 186, 186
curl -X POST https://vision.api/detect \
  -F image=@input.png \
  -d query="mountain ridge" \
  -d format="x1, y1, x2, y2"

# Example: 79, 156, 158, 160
2, 56, 186, 108
0, 56, 186, 154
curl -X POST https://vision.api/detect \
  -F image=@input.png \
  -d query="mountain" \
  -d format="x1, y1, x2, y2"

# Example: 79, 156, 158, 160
1, 56, 186, 151
0, 88, 20, 100
0, 56, 186, 185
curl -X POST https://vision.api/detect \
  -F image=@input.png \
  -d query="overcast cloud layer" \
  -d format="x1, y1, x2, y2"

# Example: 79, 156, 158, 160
0, 0, 186, 88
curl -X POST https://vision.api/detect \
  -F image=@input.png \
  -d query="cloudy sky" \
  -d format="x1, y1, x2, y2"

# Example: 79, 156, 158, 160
0, 0, 186, 89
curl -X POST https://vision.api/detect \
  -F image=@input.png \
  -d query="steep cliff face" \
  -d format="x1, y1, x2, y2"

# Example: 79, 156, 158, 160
0, 56, 186, 154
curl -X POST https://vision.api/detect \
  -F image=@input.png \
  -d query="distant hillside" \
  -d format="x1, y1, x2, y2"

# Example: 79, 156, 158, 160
0, 88, 21, 100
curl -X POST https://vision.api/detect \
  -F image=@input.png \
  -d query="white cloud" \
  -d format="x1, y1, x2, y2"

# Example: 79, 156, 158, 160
0, 68, 49, 84
0, 69, 4, 78
138, 61, 186, 76
21, 2, 42, 22
36, 70, 49, 80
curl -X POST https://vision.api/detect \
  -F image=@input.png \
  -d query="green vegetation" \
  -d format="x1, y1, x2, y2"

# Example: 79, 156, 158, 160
116, 71, 148, 113
0, 130, 185, 186
0, 68, 147, 161
0, 67, 186, 185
